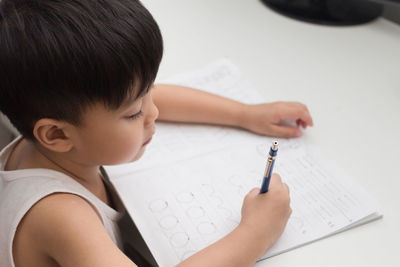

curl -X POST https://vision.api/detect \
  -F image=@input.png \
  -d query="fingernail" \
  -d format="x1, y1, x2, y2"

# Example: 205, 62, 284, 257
295, 130, 302, 137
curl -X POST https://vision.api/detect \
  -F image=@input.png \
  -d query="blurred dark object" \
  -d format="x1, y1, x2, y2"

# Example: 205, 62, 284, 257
260, 0, 384, 25
382, 1, 400, 24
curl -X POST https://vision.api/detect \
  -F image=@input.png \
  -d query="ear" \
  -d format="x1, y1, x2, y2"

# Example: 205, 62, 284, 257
33, 118, 74, 153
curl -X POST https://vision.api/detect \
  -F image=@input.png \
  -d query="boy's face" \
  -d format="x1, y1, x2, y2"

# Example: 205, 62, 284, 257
69, 90, 158, 166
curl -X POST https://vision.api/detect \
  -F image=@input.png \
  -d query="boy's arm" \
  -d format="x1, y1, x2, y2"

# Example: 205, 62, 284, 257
13, 193, 136, 267
152, 84, 313, 138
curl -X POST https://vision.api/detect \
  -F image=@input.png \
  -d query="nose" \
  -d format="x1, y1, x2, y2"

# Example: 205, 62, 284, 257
144, 97, 159, 127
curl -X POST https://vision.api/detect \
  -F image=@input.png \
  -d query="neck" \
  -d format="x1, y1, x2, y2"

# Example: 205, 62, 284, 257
10, 139, 105, 198
37, 144, 103, 190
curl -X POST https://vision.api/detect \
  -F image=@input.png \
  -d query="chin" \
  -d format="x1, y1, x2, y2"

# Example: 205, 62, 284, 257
131, 147, 146, 162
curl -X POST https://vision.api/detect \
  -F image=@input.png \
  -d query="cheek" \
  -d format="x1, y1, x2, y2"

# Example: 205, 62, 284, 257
84, 124, 144, 165
107, 129, 144, 163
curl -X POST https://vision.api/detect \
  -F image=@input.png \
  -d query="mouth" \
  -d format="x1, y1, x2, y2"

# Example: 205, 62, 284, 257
143, 136, 153, 146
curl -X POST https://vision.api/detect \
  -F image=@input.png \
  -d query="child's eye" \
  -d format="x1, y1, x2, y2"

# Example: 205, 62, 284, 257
126, 110, 143, 120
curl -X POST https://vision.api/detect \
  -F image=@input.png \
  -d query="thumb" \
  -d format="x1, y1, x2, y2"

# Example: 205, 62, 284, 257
248, 187, 261, 197
269, 173, 283, 189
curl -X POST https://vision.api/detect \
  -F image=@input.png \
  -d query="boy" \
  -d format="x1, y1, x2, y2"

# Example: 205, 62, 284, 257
0, 0, 313, 266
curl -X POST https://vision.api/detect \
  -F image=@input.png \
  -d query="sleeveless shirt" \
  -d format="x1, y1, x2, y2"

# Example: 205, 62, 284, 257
0, 137, 124, 267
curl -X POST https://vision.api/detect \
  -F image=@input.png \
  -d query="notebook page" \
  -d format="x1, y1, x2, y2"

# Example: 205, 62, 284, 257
108, 139, 380, 266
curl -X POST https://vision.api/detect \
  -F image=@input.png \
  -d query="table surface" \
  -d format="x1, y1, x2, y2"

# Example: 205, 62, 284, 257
138, 1, 400, 266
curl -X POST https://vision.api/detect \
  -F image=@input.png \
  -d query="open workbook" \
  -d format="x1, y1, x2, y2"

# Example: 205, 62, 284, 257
105, 59, 382, 267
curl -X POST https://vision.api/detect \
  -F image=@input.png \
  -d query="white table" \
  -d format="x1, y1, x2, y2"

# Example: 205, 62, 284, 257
136, 1, 400, 266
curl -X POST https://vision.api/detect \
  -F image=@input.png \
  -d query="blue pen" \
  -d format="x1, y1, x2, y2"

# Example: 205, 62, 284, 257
260, 141, 278, 193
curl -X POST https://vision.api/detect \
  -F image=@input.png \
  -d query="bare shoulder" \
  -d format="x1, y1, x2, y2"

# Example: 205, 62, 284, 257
13, 193, 136, 267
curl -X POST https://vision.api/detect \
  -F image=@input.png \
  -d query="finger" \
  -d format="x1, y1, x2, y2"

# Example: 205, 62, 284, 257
269, 125, 302, 138
283, 183, 290, 194
269, 173, 283, 188
288, 207, 293, 217
248, 187, 260, 197
296, 119, 307, 129
296, 105, 313, 127
292, 107, 313, 127
281, 105, 313, 127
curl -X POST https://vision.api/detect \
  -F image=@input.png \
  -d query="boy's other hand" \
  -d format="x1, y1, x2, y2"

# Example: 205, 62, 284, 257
239, 174, 292, 250
239, 102, 313, 138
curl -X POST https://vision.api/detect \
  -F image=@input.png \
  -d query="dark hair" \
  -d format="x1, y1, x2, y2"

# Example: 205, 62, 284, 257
0, 0, 163, 140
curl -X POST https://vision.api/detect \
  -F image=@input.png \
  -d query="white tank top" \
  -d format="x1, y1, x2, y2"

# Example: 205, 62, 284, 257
0, 137, 124, 267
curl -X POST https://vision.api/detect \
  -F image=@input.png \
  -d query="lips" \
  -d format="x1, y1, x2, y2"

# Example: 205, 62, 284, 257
143, 128, 155, 146
143, 136, 152, 146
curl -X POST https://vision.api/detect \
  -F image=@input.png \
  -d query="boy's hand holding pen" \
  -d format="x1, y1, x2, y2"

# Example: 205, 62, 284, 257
237, 141, 291, 256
